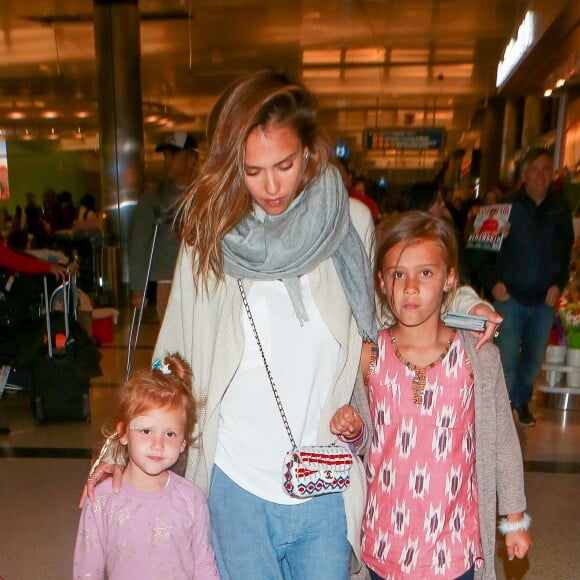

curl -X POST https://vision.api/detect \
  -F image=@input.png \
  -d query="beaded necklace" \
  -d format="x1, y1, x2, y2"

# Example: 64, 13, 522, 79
389, 328, 457, 405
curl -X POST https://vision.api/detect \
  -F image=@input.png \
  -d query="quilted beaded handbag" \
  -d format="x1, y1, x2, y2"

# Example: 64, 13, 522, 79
237, 280, 353, 499
282, 445, 353, 498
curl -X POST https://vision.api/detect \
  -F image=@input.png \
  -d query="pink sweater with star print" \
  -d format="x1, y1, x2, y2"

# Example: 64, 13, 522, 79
74, 472, 218, 579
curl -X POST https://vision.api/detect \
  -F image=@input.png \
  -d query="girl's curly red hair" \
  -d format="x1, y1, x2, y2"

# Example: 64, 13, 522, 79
115, 352, 197, 447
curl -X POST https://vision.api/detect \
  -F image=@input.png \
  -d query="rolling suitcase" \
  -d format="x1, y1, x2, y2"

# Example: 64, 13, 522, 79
29, 276, 93, 423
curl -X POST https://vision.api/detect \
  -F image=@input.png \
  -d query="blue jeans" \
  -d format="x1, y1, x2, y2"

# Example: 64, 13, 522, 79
208, 465, 351, 580
494, 297, 554, 409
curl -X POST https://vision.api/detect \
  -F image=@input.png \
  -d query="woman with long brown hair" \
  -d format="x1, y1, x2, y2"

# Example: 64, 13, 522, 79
161, 69, 376, 578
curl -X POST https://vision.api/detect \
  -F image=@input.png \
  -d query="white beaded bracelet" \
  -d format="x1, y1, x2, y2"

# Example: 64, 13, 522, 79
498, 513, 532, 535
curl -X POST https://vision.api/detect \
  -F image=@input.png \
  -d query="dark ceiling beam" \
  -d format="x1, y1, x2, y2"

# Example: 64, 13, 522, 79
25, 11, 190, 25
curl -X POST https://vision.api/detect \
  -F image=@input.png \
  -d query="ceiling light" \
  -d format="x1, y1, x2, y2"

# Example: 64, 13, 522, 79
436, 64, 473, 79
496, 11, 536, 88
74, 111, 91, 119
390, 48, 429, 64
145, 115, 160, 123
544, 88, 553, 97
41, 110, 60, 119
8, 111, 26, 120
345, 48, 385, 64
435, 47, 474, 61
302, 68, 341, 80
389, 65, 429, 79
555, 78, 565, 88
302, 49, 341, 65
344, 67, 380, 81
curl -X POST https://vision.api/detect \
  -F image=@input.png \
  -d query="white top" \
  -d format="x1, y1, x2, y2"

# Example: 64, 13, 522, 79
214, 277, 340, 504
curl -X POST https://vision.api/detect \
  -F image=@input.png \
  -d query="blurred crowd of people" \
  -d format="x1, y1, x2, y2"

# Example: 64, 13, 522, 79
1, 188, 101, 251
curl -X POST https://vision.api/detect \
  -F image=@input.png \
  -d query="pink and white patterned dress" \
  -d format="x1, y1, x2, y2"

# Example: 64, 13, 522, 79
361, 329, 483, 579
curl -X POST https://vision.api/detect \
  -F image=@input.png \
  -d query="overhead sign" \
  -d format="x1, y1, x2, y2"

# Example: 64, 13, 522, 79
364, 128, 445, 151
335, 141, 350, 159
496, 11, 536, 88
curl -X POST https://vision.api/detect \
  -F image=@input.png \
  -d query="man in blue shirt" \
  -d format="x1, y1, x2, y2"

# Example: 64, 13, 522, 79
129, 132, 199, 324
483, 148, 574, 426
484, 148, 574, 426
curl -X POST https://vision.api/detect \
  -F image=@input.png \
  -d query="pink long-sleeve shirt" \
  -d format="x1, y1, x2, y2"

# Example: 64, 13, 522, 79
74, 472, 219, 579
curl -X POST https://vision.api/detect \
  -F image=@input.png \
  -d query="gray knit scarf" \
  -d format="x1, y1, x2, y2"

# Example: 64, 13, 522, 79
222, 164, 378, 342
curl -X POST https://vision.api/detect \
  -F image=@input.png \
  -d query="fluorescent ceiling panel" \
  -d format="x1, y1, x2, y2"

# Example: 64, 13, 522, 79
302, 49, 341, 64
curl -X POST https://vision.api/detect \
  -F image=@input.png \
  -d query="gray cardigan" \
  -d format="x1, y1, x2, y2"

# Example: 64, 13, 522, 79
462, 329, 527, 580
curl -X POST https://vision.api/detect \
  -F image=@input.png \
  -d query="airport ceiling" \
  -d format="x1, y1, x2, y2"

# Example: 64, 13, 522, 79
0, 0, 534, 153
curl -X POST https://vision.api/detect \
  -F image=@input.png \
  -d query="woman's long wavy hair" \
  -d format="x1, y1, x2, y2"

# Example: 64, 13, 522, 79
178, 69, 334, 285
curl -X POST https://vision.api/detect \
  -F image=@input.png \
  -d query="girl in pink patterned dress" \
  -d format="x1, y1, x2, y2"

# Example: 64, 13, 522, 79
74, 353, 218, 579
357, 212, 532, 579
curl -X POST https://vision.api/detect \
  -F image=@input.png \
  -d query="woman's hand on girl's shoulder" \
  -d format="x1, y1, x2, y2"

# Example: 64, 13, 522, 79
78, 462, 124, 507
468, 304, 503, 351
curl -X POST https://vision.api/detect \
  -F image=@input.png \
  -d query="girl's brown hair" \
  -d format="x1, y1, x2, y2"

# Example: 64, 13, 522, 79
114, 353, 197, 449
178, 69, 334, 286
375, 211, 459, 317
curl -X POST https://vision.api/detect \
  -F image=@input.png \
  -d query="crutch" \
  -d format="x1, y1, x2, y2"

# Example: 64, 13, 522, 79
125, 216, 161, 380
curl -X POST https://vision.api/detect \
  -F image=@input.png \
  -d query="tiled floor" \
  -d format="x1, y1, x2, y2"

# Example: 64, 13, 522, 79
1, 307, 579, 579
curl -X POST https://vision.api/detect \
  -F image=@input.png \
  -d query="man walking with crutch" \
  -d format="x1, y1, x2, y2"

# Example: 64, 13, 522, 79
129, 131, 199, 325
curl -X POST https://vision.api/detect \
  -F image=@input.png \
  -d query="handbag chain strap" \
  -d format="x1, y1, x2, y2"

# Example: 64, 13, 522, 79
237, 279, 297, 449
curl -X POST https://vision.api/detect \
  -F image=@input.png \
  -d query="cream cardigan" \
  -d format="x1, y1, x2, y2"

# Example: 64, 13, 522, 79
154, 199, 491, 565
155, 200, 373, 562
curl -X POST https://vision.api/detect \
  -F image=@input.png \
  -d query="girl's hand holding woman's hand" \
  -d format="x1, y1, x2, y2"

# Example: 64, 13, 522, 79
330, 404, 364, 441
78, 462, 125, 507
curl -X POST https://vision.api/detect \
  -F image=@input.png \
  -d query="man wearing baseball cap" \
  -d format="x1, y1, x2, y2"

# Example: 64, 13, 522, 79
129, 131, 199, 324
154, 131, 198, 153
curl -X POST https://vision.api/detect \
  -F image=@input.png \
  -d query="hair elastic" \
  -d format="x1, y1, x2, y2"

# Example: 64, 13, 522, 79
498, 512, 531, 535
338, 423, 365, 446
152, 359, 171, 375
